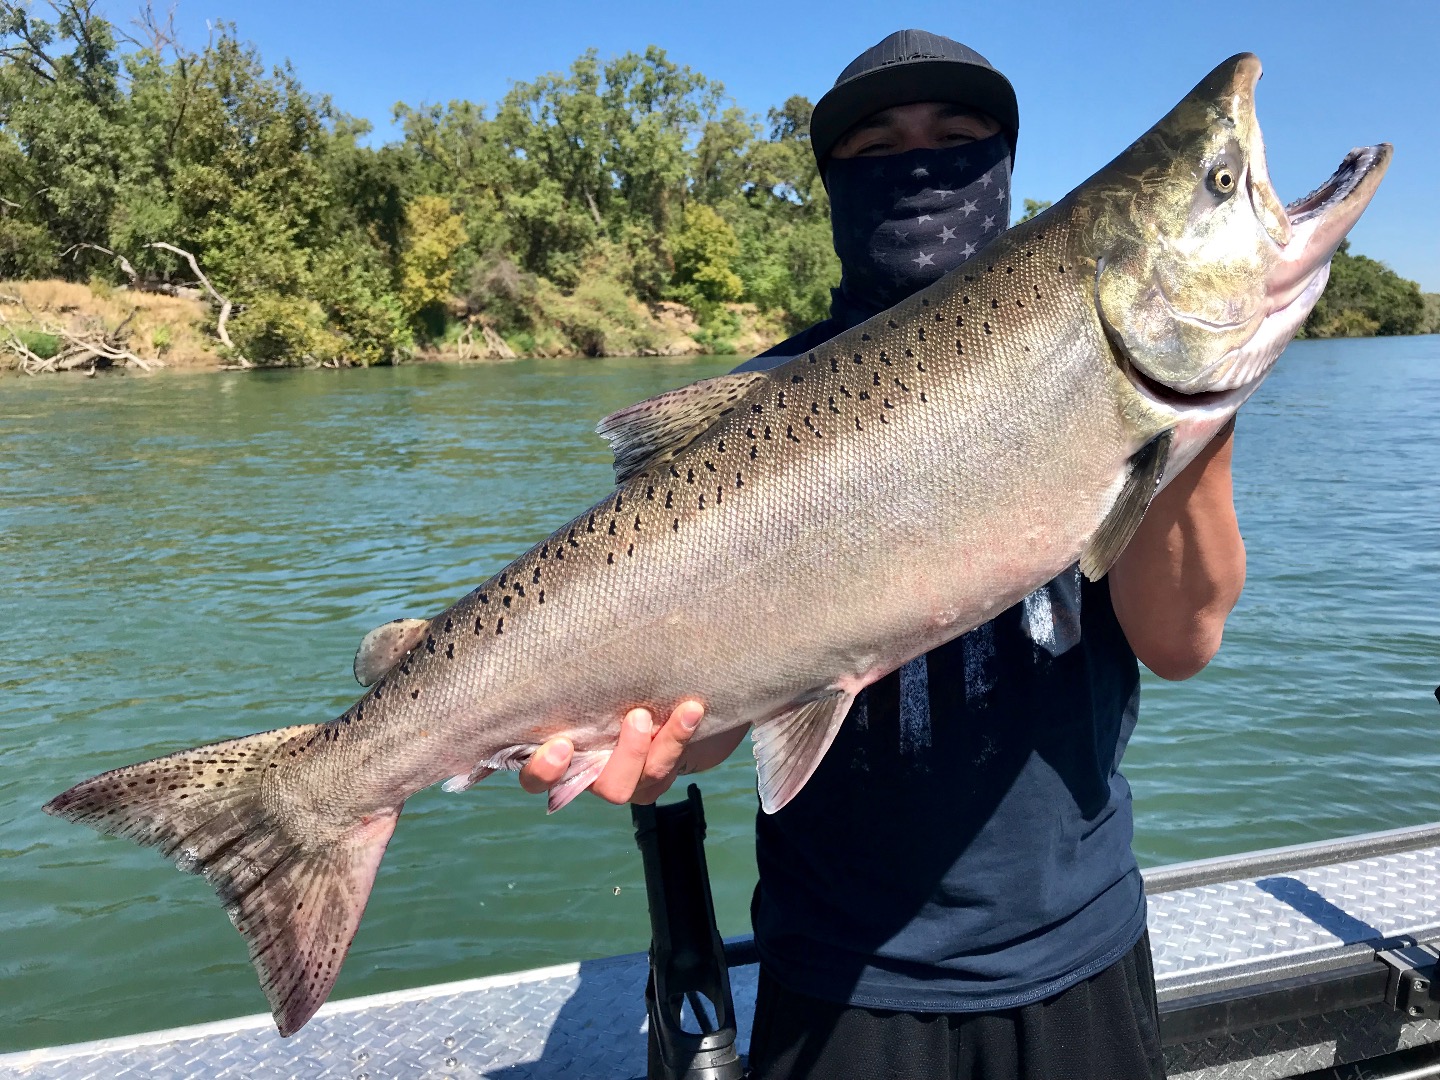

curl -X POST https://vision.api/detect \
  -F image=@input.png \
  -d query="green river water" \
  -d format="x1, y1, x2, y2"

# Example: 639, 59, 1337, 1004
2, 338, 1438, 1050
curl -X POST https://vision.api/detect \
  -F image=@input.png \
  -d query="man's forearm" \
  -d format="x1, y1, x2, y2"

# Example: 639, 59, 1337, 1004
1108, 423, 1246, 680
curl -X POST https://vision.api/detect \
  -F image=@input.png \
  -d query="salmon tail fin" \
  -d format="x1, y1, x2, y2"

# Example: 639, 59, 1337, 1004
43, 724, 402, 1037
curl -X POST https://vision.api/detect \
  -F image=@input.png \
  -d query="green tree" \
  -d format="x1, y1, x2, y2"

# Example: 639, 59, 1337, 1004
398, 194, 466, 336
1017, 198, 1051, 223
1302, 241, 1426, 338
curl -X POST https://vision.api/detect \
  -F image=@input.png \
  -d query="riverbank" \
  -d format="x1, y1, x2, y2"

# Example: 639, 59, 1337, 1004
0, 279, 788, 374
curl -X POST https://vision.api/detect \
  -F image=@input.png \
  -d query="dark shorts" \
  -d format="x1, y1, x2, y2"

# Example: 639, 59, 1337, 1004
747, 932, 1165, 1080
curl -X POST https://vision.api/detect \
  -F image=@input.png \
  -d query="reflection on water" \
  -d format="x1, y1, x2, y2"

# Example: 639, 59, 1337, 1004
1, 339, 1437, 1048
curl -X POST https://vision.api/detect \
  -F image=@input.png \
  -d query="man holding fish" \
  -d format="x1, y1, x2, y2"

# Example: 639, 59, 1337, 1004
522, 29, 1246, 1080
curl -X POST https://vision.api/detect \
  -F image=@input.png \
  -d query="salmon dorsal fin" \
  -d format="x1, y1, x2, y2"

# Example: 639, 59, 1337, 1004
1079, 430, 1173, 581
597, 371, 769, 485
353, 617, 430, 686
752, 689, 856, 814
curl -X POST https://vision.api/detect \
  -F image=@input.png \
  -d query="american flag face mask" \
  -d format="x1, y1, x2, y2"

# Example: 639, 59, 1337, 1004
826, 134, 1013, 314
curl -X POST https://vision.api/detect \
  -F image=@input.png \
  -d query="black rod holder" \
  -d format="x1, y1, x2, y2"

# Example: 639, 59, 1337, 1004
632, 785, 744, 1080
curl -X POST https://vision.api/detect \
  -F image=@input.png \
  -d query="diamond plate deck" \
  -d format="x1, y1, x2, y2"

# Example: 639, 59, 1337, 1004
3, 833, 1437, 1079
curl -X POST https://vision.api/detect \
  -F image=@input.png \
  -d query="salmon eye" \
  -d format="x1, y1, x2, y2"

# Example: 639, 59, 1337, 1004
1208, 163, 1237, 196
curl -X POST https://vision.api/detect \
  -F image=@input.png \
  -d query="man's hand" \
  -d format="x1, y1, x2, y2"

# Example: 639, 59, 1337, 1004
519, 700, 743, 805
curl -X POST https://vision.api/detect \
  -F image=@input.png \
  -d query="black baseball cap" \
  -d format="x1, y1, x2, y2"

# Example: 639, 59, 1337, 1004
810, 30, 1019, 174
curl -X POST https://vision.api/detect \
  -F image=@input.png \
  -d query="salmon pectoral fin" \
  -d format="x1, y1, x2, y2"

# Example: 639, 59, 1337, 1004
1079, 429, 1174, 581
43, 725, 401, 1038
751, 690, 856, 815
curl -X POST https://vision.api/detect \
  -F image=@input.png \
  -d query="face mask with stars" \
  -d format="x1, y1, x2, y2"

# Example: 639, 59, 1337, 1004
825, 133, 1013, 316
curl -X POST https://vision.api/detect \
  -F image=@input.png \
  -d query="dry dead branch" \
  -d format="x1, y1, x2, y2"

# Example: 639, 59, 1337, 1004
142, 241, 236, 350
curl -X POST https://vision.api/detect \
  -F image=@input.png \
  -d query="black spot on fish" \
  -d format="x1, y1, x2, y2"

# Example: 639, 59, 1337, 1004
502, 596, 511, 608
807, 353, 817, 364
698, 494, 706, 509
499, 573, 508, 588
446, 643, 454, 659
1017, 299, 1025, 308
920, 391, 928, 403
861, 333, 871, 341
859, 390, 871, 401
983, 322, 992, 335
751, 403, 763, 414
1006, 266, 1014, 274
670, 464, 681, 478
665, 490, 674, 508
444, 617, 453, 633
894, 377, 910, 392
411, 689, 421, 700
791, 374, 804, 384
426, 637, 436, 654
540, 545, 549, 560
686, 468, 695, 484
921, 298, 930, 306
634, 514, 643, 531
567, 530, 579, 547
475, 617, 484, 634
615, 494, 623, 512
539, 589, 546, 603
608, 519, 617, 536
717, 439, 725, 453
627, 543, 635, 557
917, 359, 926, 372
736, 472, 744, 488
606, 552, 614, 565
888, 319, 899, 329
883, 398, 894, 409
532, 567, 541, 584
830, 357, 840, 372
764, 426, 773, 440
672, 518, 680, 531
776, 392, 786, 409
1057, 263, 1067, 274
916, 328, 925, 342
853, 353, 864, 365
496, 618, 504, 635
555, 548, 565, 560
962, 296, 970, 305
872, 372, 881, 386
749, 446, 758, 459
480, 593, 489, 604
786, 425, 800, 442
991, 299, 999, 310
839, 385, 852, 397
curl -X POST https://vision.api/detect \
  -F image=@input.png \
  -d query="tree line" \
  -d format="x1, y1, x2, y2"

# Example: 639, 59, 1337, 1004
0, 2, 1431, 368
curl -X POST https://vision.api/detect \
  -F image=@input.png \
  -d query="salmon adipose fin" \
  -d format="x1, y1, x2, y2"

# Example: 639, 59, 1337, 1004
43, 725, 401, 1037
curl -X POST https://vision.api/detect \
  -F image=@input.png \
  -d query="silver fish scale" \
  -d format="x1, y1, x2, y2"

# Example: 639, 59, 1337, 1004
5, 841, 1438, 1079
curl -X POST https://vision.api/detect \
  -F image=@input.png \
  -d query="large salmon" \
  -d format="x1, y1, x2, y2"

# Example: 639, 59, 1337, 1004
45, 54, 1390, 1036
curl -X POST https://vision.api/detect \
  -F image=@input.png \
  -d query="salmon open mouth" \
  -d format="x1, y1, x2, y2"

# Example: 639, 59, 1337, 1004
1285, 145, 1385, 226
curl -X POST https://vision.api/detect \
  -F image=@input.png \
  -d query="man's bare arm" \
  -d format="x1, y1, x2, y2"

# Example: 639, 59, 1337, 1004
1109, 421, 1246, 681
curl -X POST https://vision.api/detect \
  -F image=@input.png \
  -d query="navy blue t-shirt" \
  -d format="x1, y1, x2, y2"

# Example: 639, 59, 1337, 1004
745, 325, 1147, 1012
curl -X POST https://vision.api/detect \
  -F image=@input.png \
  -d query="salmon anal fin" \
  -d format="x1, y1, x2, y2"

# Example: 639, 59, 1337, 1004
354, 618, 430, 686
1079, 429, 1173, 581
596, 371, 769, 484
752, 690, 855, 814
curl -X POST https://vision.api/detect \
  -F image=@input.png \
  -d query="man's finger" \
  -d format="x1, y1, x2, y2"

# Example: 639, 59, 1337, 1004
519, 737, 573, 794
587, 709, 654, 803
632, 700, 705, 804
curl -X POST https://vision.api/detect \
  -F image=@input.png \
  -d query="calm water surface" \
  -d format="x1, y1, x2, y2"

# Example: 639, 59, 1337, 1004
2, 339, 1437, 1049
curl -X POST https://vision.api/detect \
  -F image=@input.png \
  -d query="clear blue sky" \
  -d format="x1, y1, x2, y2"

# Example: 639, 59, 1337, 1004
156, 0, 1438, 289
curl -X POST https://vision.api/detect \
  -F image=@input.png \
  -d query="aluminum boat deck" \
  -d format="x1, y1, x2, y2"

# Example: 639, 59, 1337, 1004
4, 822, 1439, 1080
